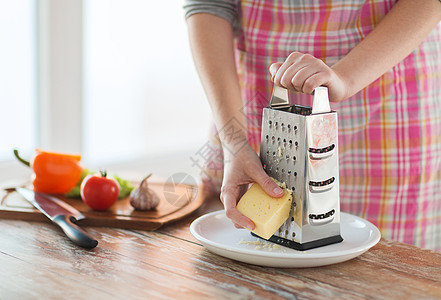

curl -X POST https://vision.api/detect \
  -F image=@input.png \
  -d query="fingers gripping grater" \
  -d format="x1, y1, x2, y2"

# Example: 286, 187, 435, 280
257, 85, 343, 250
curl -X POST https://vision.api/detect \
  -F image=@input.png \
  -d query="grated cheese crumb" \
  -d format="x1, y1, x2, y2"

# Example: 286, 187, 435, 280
239, 239, 285, 251
239, 240, 263, 245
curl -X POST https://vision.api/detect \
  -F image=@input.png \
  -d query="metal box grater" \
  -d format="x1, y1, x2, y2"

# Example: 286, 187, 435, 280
257, 85, 343, 250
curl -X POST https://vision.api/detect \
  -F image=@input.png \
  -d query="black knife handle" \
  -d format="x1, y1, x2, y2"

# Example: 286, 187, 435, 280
52, 215, 98, 248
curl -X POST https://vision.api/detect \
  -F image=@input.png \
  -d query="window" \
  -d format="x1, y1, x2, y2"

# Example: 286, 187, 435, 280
83, 0, 210, 165
0, 0, 37, 161
1, 0, 210, 181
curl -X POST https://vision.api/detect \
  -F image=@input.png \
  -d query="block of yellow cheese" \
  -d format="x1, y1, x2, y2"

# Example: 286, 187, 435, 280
236, 181, 292, 240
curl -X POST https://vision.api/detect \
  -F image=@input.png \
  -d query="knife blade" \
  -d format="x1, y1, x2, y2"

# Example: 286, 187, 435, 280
16, 188, 98, 249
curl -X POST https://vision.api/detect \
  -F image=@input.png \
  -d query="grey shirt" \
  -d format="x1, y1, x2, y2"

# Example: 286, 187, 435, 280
183, 0, 239, 29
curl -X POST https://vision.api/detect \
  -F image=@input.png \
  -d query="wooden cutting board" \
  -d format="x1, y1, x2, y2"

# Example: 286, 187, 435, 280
0, 180, 206, 231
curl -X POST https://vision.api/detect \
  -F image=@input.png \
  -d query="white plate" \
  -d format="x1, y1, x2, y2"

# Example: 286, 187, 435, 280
190, 210, 381, 268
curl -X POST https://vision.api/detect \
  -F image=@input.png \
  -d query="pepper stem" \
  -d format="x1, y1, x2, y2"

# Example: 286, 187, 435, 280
13, 149, 30, 167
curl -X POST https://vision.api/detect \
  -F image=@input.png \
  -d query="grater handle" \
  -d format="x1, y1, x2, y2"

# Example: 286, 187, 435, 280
312, 87, 331, 114
270, 85, 290, 108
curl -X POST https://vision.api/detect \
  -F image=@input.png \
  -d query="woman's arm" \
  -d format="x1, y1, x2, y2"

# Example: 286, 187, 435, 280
187, 13, 284, 229
187, 13, 244, 144
270, 0, 441, 102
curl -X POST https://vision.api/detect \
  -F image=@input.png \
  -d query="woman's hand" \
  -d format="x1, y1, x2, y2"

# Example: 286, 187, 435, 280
269, 52, 349, 102
220, 144, 284, 229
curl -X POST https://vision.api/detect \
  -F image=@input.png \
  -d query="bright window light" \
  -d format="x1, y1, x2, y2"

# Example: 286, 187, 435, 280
83, 0, 210, 166
0, 0, 37, 161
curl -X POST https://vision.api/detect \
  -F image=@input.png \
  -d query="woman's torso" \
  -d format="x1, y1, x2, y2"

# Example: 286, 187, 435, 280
233, 0, 441, 250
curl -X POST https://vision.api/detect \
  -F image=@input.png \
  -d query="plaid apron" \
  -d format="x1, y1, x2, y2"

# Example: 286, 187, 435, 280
201, 0, 441, 250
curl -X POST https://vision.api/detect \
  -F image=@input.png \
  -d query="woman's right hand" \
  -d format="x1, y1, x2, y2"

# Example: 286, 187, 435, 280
269, 52, 349, 102
220, 144, 284, 229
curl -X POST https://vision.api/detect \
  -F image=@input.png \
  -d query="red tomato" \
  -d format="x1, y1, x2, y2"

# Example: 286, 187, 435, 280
80, 171, 120, 211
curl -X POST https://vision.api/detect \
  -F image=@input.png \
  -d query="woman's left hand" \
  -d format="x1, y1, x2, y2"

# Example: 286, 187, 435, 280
269, 52, 348, 102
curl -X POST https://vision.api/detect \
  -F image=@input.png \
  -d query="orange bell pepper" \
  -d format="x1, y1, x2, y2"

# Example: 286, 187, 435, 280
14, 148, 83, 194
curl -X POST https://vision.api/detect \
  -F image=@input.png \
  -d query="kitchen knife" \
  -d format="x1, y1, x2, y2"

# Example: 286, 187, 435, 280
16, 187, 98, 249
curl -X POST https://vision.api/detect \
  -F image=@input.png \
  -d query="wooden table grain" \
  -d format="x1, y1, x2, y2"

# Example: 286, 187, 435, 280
1, 194, 440, 300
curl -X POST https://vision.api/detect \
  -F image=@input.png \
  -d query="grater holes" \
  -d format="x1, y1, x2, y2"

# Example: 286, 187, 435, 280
295, 141, 298, 147
308, 144, 335, 155
309, 209, 335, 220
291, 187, 295, 191
287, 170, 292, 175
309, 177, 335, 187
292, 156, 296, 161
294, 172, 297, 176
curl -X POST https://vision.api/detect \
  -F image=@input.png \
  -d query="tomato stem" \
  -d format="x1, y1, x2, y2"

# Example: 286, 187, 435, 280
100, 169, 107, 178
13, 149, 31, 167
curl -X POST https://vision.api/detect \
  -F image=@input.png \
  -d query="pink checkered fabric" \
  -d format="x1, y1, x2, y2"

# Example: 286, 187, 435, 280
199, 0, 441, 250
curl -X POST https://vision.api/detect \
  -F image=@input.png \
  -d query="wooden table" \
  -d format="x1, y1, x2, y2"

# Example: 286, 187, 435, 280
1, 194, 441, 299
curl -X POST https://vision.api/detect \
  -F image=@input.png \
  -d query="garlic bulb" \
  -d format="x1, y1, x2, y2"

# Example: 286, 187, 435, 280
129, 174, 160, 211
